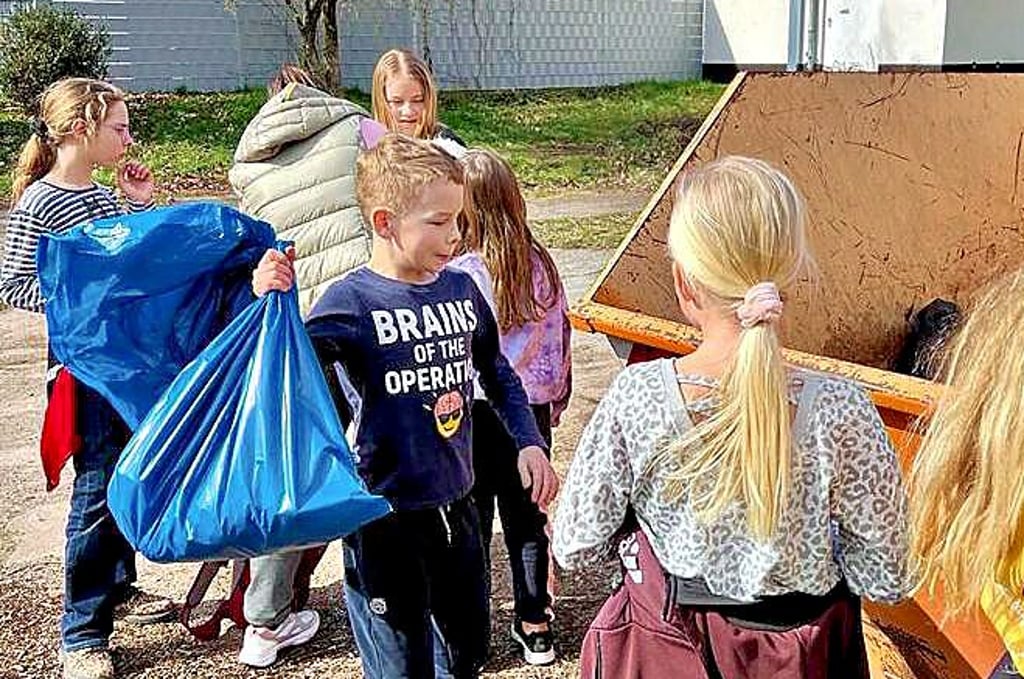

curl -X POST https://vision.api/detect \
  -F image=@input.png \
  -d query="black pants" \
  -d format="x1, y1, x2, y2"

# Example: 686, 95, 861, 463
343, 495, 489, 679
471, 401, 552, 624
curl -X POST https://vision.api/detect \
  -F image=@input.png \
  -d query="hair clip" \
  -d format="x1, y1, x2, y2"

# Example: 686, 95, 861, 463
30, 117, 49, 140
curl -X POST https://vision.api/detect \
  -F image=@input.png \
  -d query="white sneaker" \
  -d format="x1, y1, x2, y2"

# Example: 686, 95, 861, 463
511, 618, 556, 666
237, 610, 321, 668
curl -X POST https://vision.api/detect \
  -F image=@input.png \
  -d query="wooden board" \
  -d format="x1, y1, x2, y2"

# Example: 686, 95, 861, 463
594, 71, 1024, 368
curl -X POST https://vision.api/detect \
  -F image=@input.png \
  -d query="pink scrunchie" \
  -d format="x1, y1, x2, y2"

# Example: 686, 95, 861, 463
735, 282, 783, 329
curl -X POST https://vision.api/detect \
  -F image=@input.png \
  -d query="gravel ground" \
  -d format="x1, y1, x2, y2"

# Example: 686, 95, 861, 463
0, 546, 619, 679
0, 250, 623, 679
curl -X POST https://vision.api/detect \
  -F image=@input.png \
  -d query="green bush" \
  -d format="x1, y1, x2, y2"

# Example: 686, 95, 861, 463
0, 6, 110, 113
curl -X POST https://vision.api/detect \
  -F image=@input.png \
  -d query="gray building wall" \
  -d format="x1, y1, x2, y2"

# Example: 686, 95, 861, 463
1, 0, 703, 92
342, 0, 703, 89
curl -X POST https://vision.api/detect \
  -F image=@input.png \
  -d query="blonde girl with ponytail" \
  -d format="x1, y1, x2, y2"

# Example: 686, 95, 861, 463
1, 78, 171, 679
554, 156, 908, 678
3, 77, 153, 310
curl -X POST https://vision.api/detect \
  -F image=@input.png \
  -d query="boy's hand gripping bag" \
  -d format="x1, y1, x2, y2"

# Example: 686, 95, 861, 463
106, 284, 391, 562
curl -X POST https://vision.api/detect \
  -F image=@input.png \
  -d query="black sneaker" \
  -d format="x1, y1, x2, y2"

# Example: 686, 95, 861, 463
510, 618, 556, 666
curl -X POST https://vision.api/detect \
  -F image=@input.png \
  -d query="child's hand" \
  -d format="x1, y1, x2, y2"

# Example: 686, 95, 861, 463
517, 445, 559, 507
117, 161, 154, 204
252, 247, 296, 296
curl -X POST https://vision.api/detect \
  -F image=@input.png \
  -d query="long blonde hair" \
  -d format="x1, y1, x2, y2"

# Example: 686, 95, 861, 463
458, 149, 561, 332
11, 78, 124, 203
909, 267, 1024, 617
371, 48, 439, 139
656, 156, 809, 540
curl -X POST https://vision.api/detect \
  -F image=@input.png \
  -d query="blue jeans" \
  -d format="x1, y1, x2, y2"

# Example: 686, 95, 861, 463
61, 384, 135, 651
343, 496, 489, 679
345, 578, 455, 679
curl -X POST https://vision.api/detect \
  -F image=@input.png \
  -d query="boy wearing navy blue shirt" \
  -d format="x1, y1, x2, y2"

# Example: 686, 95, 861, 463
253, 134, 558, 678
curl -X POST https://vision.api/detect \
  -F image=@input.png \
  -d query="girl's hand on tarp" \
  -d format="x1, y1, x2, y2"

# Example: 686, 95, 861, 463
252, 247, 296, 296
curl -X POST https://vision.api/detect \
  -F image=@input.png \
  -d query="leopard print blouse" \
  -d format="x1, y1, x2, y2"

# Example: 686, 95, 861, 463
552, 358, 909, 603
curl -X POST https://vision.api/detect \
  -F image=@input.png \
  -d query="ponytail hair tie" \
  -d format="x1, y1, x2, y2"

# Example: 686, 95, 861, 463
735, 281, 783, 329
30, 117, 49, 141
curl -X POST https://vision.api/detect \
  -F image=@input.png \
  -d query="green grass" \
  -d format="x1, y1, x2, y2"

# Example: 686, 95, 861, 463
444, 80, 721, 193
531, 211, 638, 249
1, 80, 723, 204
0, 109, 27, 199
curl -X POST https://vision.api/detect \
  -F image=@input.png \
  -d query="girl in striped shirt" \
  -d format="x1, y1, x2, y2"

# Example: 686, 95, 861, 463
1, 78, 170, 679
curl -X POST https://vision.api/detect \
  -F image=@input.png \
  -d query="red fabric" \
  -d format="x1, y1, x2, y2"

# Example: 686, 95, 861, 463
292, 544, 328, 610
181, 560, 250, 642
626, 343, 680, 366
40, 368, 81, 491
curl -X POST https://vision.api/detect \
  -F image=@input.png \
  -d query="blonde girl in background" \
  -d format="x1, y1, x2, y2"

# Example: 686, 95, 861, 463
553, 156, 909, 678
909, 267, 1024, 677
371, 48, 466, 155
0, 78, 172, 679
450, 149, 571, 666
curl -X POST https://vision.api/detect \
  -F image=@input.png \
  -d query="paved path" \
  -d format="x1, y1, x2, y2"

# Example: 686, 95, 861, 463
1, 188, 646, 242
168, 190, 647, 222
527, 190, 646, 221
551, 247, 615, 300
166, 190, 647, 221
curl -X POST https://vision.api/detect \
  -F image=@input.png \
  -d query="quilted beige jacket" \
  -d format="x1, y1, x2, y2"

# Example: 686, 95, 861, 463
229, 84, 371, 314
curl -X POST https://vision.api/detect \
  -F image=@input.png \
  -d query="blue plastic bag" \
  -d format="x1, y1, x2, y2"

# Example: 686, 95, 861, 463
39, 202, 273, 430
39, 202, 390, 561
107, 285, 390, 562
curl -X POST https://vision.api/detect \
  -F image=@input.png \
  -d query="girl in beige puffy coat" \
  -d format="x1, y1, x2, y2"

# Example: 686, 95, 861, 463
229, 65, 373, 668
230, 66, 373, 315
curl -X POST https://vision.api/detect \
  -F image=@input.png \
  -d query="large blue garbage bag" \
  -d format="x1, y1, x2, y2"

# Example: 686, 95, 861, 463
39, 202, 390, 561
107, 285, 391, 562
38, 202, 274, 430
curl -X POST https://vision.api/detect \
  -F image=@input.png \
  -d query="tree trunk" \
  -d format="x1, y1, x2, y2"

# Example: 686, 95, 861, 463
283, 0, 326, 84
321, 0, 340, 90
